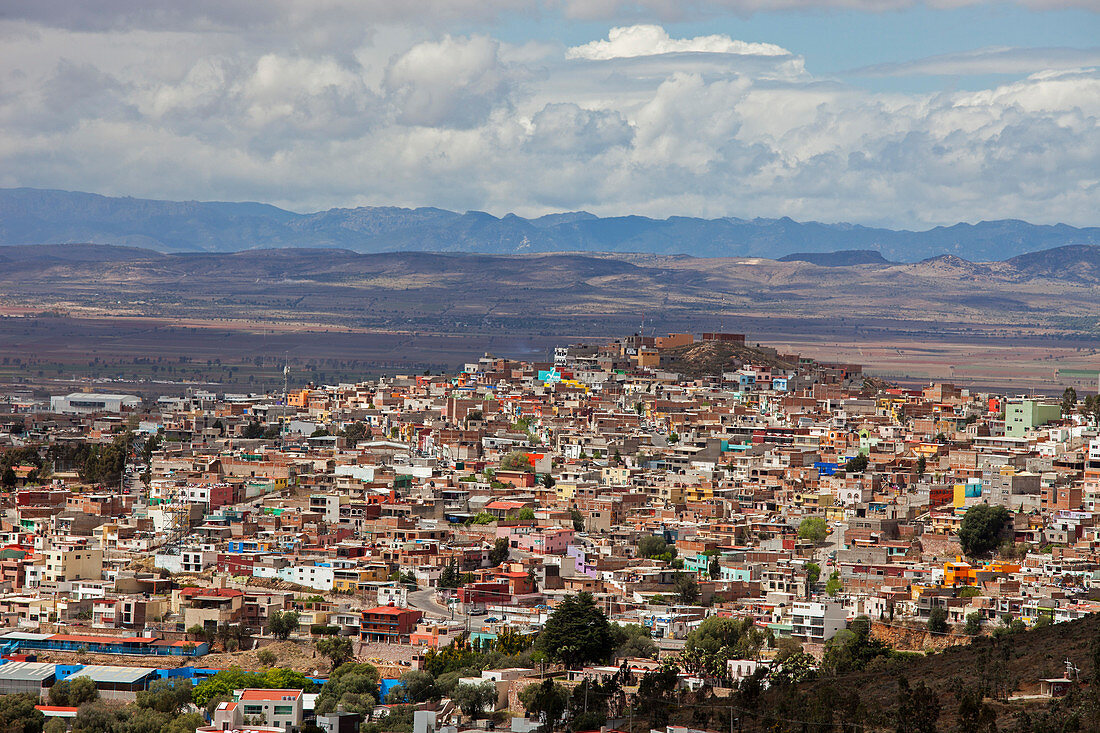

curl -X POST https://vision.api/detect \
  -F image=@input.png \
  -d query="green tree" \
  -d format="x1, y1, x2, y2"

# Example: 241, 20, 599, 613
342, 421, 367, 445
535, 592, 613, 668
709, 555, 721, 579
384, 670, 439, 704
844, 453, 869, 473
257, 648, 277, 667
519, 680, 569, 733
0, 694, 44, 732
609, 623, 658, 659
916, 454, 927, 477
673, 572, 699, 604
958, 504, 1012, 557
1, 466, 15, 488
500, 451, 534, 473
1062, 386, 1078, 414
242, 421, 264, 439
268, 609, 300, 640
515, 507, 536, 521
965, 612, 983, 636
927, 606, 949, 634
488, 537, 510, 565
638, 534, 675, 560
452, 680, 498, 720
48, 676, 99, 706
135, 679, 193, 714
570, 507, 585, 532
797, 517, 828, 543
316, 636, 354, 670
805, 561, 821, 587
314, 662, 381, 716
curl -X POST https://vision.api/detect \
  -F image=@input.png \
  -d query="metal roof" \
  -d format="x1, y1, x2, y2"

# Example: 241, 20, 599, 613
68, 665, 156, 684
0, 662, 56, 681
0, 631, 52, 641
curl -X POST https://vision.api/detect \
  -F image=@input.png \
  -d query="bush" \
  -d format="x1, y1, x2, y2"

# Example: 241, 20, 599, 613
928, 607, 949, 634
797, 517, 828, 543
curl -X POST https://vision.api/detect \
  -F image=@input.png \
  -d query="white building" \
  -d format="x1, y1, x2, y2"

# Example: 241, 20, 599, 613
790, 600, 847, 643
49, 393, 140, 415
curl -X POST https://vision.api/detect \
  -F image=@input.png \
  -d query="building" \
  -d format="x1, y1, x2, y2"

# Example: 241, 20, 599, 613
360, 606, 423, 643
236, 688, 304, 730
1005, 400, 1061, 438
49, 393, 141, 415
790, 600, 847, 643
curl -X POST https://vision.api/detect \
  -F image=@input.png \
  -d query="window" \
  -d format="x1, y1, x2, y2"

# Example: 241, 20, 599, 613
273, 705, 293, 715
243, 705, 264, 716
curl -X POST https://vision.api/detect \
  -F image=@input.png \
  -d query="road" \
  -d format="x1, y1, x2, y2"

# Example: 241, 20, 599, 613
407, 589, 463, 620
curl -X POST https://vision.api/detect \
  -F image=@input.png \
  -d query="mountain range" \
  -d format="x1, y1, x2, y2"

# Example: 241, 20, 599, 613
2, 188, 1099, 262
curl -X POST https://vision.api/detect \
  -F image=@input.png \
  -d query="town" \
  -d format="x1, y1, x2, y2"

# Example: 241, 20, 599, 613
0, 330, 1097, 733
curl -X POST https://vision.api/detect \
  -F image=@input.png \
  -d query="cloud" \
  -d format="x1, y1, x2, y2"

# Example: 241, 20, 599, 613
384, 35, 521, 128
0, 19, 1098, 228
566, 25, 789, 60
850, 46, 1100, 77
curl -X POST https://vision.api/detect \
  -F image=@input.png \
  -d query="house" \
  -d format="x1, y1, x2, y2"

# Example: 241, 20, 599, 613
360, 606, 423, 643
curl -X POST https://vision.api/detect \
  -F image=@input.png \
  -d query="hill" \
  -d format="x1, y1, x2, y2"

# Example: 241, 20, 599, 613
3, 188, 1100, 261
778, 249, 890, 266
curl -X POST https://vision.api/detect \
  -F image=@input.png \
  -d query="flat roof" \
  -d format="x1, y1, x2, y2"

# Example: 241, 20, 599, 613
69, 665, 157, 684
0, 661, 55, 681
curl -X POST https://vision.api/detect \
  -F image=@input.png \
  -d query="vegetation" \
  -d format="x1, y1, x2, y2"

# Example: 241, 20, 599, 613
500, 450, 534, 473
48, 676, 99, 707
268, 609, 300, 640
958, 504, 1012, 556
519, 680, 570, 733
609, 622, 658, 659
192, 666, 316, 706
927, 606, 949, 634
805, 561, 821, 586
638, 534, 677, 562
314, 662, 381, 716
797, 517, 828, 543
844, 453, 869, 473
316, 636, 354, 669
534, 592, 612, 668
452, 680, 498, 720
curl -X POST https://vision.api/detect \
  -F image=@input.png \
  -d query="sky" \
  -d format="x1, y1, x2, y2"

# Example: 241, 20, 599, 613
0, 1, 1098, 229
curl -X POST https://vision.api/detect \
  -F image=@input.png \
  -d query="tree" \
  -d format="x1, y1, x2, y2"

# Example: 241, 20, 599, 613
1, 466, 15, 488
452, 680, 498, 720
965, 612, 983, 636
673, 573, 699, 604
257, 648, 277, 667
515, 507, 536, 521
500, 451, 534, 473
268, 609, 300, 640
844, 453, 869, 473
0, 694, 44, 733
927, 606, 949, 634
1062, 386, 1078, 414
638, 534, 675, 561
384, 670, 439, 704
958, 504, 1012, 557
916, 454, 927, 477
135, 679, 193, 714
488, 537, 510, 565
535, 592, 613, 668
342, 421, 367, 445
48, 676, 99, 707
570, 507, 585, 532
609, 623, 658, 660
805, 561, 821, 587
797, 517, 828, 544
314, 662, 380, 716
519, 680, 569, 733
316, 636, 354, 670
242, 421, 264, 439
709, 555, 721, 579
895, 676, 940, 733
439, 559, 460, 589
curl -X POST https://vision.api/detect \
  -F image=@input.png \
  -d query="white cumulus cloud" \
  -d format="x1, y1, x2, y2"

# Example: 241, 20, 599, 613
567, 25, 790, 60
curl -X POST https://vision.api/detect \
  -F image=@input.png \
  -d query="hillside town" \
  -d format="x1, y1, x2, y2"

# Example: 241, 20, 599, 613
0, 331, 1097, 733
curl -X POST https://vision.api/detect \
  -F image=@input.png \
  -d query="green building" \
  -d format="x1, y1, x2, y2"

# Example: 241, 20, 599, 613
1005, 399, 1061, 438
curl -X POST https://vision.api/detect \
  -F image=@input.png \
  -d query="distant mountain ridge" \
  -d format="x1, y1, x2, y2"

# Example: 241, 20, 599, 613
2, 187, 1099, 262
